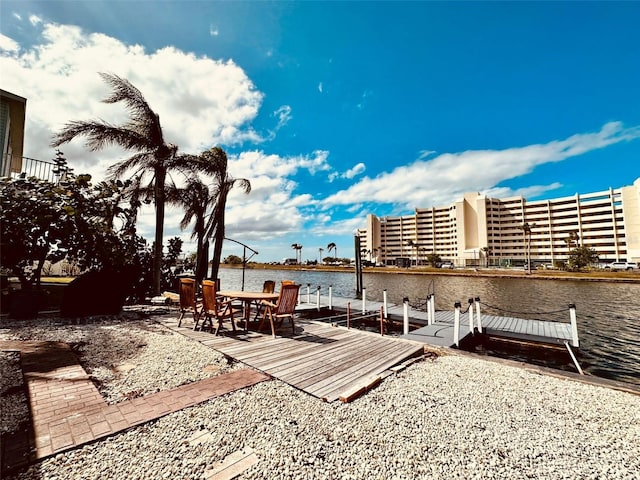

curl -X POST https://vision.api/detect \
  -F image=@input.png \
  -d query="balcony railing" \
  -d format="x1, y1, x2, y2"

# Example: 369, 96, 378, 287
2, 154, 57, 182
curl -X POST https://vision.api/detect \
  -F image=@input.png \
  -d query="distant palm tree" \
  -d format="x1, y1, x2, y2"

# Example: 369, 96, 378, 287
291, 243, 303, 264
327, 242, 337, 263
520, 223, 534, 274
481, 246, 492, 267
406, 239, 419, 266
51, 73, 194, 295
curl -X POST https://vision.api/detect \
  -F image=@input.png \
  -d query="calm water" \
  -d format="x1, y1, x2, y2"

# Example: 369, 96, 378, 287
218, 267, 640, 387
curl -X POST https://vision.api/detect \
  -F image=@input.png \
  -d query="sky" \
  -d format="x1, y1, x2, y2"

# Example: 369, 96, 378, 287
1, 1, 639, 263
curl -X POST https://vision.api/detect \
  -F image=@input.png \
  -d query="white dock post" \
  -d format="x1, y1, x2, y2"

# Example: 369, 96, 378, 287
403, 297, 410, 335
316, 286, 321, 310
306, 283, 311, 304
468, 298, 474, 335
383, 289, 388, 319
426, 295, 433, 325
453, 301, 461, 347
474, 297, 483, 333
569, 303, 579, 348
362, 288, 366, 314
329, 285, 333, 310
430, 294, 436, 325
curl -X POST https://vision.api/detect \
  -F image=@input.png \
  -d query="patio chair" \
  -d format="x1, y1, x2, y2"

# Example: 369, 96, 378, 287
253, 280, 276, 321
201, 280, 237, 335
178, 278, 202, 328
259, 283, 300, 338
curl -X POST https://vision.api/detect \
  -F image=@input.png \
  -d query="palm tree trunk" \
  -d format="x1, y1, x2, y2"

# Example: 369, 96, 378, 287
208, 184, 229, 283
152, 167, 166, 296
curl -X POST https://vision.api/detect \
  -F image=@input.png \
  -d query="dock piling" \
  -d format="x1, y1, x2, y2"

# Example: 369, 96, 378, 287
474, 297, 482, 333
453, 301, 461, 347
569, 304, 579, 348
316, 286, 321, 311
468, 298, 474, 335
362, 288, 367, 314
329, 285, 333, 310
403, 297, 409, 335
383, 289, 388, 319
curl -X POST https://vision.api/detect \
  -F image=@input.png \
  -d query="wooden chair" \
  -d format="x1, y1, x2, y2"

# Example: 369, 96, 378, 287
200, 280, 237, 335
259, 283, 300, 338
178, 278, 201, 328
253, 280, 276, 321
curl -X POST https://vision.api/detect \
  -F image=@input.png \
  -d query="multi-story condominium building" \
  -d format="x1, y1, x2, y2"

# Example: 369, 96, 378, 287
359, 178, 640, 267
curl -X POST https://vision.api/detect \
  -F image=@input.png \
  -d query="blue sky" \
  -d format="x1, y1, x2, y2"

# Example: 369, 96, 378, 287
1, 1, 639, 262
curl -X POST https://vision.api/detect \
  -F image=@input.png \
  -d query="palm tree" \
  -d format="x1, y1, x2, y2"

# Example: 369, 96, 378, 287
201, 147, 251, 283
481, 246, 492, 267
167, 176, 213, 284
327, 242, 337, 264
406, 239, 419, 266
291, 243, 303, 264
51, 73, 191, 295
521, 223, 534, 274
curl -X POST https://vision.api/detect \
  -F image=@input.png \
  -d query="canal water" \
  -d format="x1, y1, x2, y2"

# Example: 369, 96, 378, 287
218, 267, 640, 388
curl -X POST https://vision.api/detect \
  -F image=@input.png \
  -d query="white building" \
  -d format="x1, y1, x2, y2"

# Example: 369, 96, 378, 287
359, 178, 640, 267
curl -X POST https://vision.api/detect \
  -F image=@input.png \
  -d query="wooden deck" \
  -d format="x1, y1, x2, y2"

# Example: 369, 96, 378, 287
157, 315, 425, 402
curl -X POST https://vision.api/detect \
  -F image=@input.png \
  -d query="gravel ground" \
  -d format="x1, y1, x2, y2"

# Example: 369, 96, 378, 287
2, 312, 640, 479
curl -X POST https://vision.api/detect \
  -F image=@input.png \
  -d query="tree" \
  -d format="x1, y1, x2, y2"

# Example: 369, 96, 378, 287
223, 255, 243, 265
291, 243, 303, 264
51, 73, 195, 295
406, 239, 419, 266
481, 246, 492, 267
426, 253, 442, 267
0, 173, 140, 291
565, 230, 581, 249
566, 246, 598, 271
327, 242, 337, 263
167, 176, 214, 284
520, 223, 534, 274
201, 147, 251, 283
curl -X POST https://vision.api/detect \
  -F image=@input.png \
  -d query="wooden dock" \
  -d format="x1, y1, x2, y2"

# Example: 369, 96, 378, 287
157, 315, 425, 402
295, 292, 579, 349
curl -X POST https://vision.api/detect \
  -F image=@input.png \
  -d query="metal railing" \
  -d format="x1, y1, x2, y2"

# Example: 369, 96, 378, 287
2, 155, 57, 182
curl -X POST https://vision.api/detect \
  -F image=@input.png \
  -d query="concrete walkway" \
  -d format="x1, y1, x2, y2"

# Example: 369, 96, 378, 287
1, 340, 269, 474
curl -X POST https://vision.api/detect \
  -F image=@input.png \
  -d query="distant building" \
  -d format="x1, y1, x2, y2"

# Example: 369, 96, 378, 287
359, 178, 640, 266
0, 89, 27, 177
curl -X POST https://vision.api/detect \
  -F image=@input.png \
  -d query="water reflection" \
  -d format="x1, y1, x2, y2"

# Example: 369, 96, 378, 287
218, 268, 640, 386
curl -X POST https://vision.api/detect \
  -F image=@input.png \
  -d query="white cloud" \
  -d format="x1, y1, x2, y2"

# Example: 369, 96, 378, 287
29, 15, 42, 26
322, 121, 640, 210
318, 82, 323, 93
0, 34, 19, 52
328, 162, 366, 182
209, 25, 219, 36
273, 105, 292, 130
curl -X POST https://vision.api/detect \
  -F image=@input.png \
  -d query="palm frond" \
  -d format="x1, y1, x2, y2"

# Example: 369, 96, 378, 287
106, 153, 155, 180
99, 72, 164, 144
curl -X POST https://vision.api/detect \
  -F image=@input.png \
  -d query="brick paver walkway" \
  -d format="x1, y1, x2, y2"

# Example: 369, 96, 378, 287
1, 340, 269, 474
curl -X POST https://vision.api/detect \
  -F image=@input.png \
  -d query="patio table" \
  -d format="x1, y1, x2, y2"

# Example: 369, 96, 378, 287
217, 290, 279, 331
